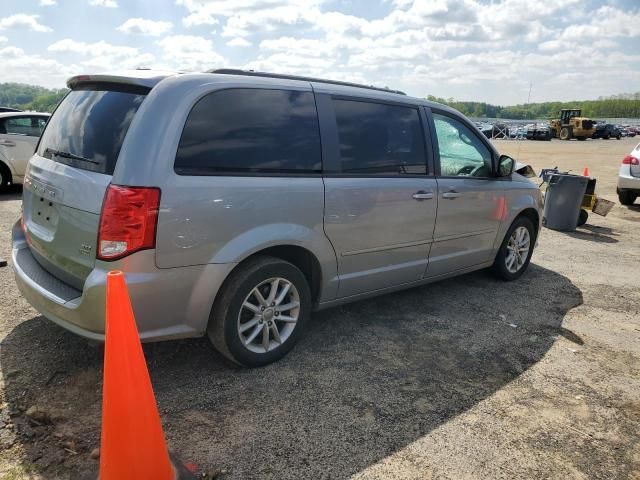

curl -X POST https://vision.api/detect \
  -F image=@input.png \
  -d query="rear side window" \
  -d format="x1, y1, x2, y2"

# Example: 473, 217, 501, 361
175, 89, 321, 175
37, 86, 147, 175
332, 99, 427, 175
1, 116, 46, 137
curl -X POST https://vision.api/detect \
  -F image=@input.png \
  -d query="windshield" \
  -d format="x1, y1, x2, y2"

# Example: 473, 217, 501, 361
37, 85, 147, 175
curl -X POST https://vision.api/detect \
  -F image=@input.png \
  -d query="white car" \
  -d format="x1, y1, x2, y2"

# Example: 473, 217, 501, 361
618, 142, 640, 205
0, 112, 50, 190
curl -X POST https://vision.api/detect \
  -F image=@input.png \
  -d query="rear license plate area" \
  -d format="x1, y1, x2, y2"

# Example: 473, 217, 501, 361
32, 196, 59, 229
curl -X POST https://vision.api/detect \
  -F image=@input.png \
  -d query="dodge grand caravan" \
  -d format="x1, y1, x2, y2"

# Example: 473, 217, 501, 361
12, 69, 543, 367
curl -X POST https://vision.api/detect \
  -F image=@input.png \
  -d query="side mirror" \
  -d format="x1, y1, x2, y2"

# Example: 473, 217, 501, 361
498, 155, 515, 177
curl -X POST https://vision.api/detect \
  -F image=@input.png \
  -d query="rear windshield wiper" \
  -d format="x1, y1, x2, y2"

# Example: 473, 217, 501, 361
45, 147, 100, 165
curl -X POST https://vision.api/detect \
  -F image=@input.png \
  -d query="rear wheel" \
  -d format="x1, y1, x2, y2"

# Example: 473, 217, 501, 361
493, 217, 536, 281
207, 256, 311, 367
618, 190, 637, 206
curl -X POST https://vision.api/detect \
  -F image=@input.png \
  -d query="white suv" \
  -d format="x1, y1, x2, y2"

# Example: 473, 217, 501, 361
0, 112, 50, 190
618, 142, 640, 205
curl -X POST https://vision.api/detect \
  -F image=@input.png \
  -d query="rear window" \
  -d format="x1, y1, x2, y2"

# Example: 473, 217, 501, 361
174, 89, 321, 175
37, 85, 147, 175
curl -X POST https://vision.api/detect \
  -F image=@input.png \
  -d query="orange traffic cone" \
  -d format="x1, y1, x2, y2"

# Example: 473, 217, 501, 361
99, 270, 196, 479
583, 167, 590, 177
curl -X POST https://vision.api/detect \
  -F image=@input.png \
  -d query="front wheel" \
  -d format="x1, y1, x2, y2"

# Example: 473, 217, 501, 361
493, 217, 536, 281
208, 256, 311, 367
0, 163, 11, 192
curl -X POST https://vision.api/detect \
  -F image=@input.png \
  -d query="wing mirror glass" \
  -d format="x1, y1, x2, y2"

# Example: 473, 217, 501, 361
498, 155, 515, 177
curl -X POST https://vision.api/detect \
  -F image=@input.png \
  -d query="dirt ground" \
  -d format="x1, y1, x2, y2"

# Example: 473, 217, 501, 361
0, 137, 639, 479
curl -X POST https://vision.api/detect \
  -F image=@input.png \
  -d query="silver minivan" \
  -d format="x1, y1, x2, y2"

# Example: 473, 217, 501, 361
12, 69, 542, 366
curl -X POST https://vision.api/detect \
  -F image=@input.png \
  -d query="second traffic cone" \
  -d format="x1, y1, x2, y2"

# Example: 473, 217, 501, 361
99, 270, 184, 479
583, 167, 590, 177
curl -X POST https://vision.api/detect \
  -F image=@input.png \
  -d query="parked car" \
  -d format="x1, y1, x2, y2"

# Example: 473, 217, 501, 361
12, 69, 543, 367
623, 128, 636, 138
592, 123, 621, 140
617, 125, 629, 137
526, 124, 552, 141
0, 112, 50, 190
617, 142, 640, 205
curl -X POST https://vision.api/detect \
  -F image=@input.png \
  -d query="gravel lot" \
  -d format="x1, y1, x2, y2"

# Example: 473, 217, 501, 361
0, 137, 639, 479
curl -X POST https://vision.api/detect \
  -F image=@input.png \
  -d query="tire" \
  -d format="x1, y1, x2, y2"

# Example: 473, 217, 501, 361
207, 255, 311, 367
560, 127, 571, 140
616, 135, 621, 140
618, 190, 637, 206
493, 216, 536, 281
0, 162, 11, 192
604, 135, 610, 140
577, 136, 586, 141
578, 209, 588, 226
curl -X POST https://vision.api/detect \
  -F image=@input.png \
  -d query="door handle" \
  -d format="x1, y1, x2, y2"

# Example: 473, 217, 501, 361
412, 191, 434, 200
442, 191, 460, 199
0, 139, 16, 147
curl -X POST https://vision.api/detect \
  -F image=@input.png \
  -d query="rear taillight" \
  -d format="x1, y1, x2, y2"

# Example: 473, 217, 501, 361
97, 185, 161, 261
622, 155, 639, 165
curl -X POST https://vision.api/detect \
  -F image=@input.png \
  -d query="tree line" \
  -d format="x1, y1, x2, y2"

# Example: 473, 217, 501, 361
2, 82, 639, 119
0, 83, 68, 113
426, 94, 640, 120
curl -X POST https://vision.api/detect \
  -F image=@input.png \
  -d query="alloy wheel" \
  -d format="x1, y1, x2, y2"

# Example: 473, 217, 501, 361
237, 277, 300, 353
505, 226, 530, 273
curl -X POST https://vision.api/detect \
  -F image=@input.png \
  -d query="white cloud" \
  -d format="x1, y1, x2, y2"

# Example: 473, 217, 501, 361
117, 18, 172, 36
39, 0, 57, 5
89, 0, 118, 7
0, 14, 52, 32
226, 37, 252, 47
178, 0, 322, 33
539, 5, 640, 51
0, 45, 79, 88
0, 36, 7, 44
48, 39, 154, 70
156, 35, 225, 71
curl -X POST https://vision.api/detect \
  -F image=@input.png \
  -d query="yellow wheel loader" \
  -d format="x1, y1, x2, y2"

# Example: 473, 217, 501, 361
549, 109, 596, 141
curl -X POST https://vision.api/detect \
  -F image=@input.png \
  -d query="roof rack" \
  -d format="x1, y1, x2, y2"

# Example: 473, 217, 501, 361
208, 68, 406, 96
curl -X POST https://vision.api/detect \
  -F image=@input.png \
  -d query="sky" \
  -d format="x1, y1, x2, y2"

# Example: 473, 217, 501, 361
0, 0, 639, 105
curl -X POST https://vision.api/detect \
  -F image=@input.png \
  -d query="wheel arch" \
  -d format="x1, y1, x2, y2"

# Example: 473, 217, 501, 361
515, 207, 540, 236
209, 243, 328, 318
494, 188, 542, 253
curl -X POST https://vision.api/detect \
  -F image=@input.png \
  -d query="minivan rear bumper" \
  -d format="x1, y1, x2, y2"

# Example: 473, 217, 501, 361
12, 221, 236, 342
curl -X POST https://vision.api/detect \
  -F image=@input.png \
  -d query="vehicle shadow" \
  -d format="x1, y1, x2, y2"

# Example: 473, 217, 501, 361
0, 184, 23, 201
0, 263, 583, 479
565, 224, 619, 244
